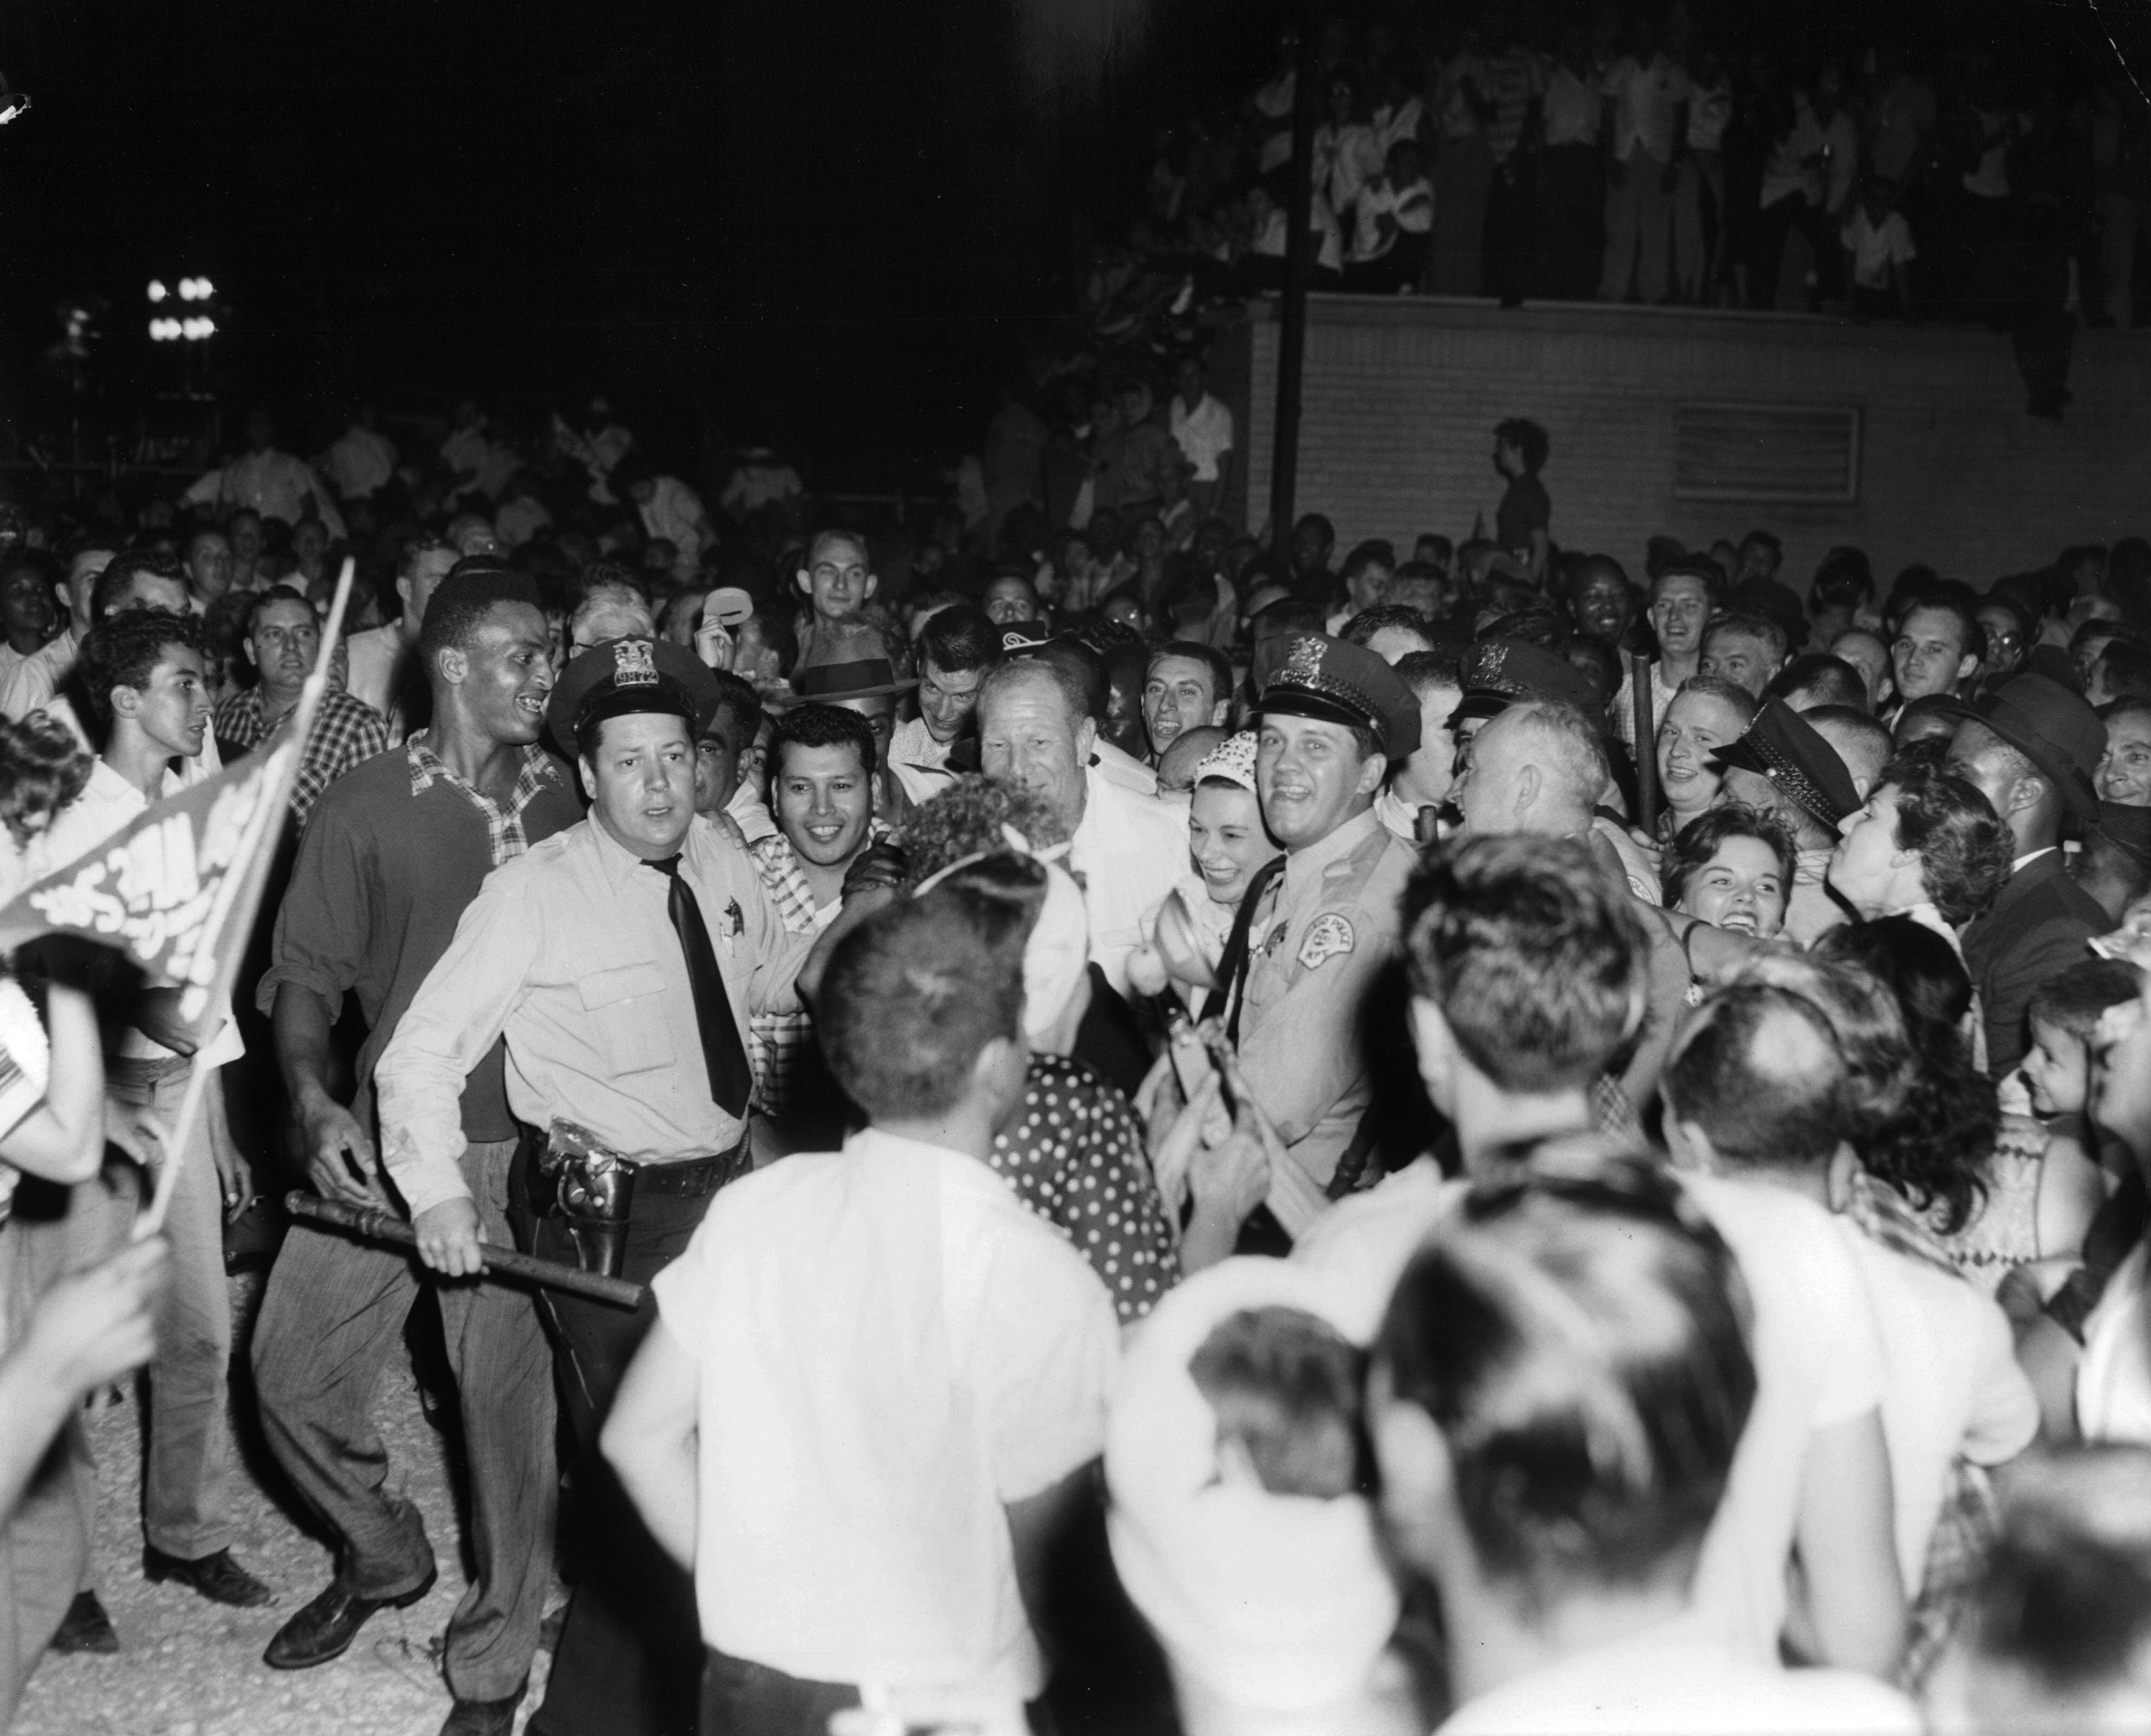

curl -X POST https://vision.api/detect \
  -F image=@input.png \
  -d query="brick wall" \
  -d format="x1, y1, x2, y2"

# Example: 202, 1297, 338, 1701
1232, 297, 2151, 593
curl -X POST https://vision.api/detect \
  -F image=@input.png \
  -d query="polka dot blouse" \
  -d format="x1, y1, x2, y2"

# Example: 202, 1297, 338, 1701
988, 1053, 1181, 1322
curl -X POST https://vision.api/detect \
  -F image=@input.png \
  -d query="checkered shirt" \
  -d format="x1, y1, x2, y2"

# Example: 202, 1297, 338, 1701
213, 685, 390, 828
405, 733, 565, 868
744, 820, 889, 1118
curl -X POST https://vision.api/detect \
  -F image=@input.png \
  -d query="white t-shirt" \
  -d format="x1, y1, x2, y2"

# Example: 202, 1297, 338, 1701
1438, 1622, 1920, 1736
1602, 54, 1694, 164
1841, 209, 1917, 289
1293, 1156, 1466, 1341
1169, 392, 1236, 483
1835, 1222, 2037, 1589
650, 1128, 1118, 1700
1681, 1175, 1887, 1664
342, 622, 416, 745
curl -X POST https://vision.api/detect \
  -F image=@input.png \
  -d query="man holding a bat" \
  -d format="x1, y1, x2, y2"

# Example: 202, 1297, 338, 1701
250, 565, 582, 1736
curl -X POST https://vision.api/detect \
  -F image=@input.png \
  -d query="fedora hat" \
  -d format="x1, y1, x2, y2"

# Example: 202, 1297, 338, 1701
1968, 674, 2103, 822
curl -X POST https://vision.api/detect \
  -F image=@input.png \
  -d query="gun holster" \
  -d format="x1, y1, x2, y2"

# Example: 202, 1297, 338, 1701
557, 1157, 637, 1280
528, 1121, 636, 1279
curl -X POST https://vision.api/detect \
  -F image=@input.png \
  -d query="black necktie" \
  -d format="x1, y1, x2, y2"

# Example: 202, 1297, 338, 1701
644, 854, 755, 1121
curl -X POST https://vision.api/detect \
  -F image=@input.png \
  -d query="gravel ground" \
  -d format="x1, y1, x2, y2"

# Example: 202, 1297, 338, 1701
13, 1269, 557, 1736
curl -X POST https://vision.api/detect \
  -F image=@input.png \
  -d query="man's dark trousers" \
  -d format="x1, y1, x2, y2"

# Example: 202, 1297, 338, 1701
253, 1139, 556, 1702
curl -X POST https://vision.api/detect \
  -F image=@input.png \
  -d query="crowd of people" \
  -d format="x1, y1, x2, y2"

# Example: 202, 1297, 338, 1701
1079, 6, 2147, 417
4, 374, 2151, 1736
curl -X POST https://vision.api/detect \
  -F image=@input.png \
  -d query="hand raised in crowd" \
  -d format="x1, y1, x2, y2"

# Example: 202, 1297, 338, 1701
413, 1196, 486, 1278
691, 612, 734, 672
292, 1088, 387, 1208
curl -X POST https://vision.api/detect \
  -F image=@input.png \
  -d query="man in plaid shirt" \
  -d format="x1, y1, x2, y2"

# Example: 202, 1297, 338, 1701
211, 586, 388, 827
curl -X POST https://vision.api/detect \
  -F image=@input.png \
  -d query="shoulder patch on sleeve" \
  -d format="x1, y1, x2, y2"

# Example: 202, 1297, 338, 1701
1297, 911, 1355, 969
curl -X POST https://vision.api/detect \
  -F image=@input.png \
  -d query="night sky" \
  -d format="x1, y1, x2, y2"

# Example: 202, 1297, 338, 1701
0, 0, 2125, 488
0, 0, 1273, 486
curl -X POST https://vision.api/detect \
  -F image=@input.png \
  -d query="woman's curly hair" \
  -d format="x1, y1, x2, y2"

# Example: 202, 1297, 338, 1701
895, 774, 1068, 888
0, 712, 92, 848
1814, 918, 1998, 1235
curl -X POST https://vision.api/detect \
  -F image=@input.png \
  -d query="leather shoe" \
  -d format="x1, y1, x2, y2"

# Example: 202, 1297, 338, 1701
144, 1546, 275, 1609
263, 1568, 435, 1670
439, 1682, 526, 1736
50, 1590, 119, 1655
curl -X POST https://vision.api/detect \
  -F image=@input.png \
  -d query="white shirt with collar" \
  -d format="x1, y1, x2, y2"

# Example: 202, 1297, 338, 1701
889, 715, 958, 807
0, 626, 79, 723
650, 1127, 1119, 1700
31, 759, 244, 1068
1068, 762, 1188, 999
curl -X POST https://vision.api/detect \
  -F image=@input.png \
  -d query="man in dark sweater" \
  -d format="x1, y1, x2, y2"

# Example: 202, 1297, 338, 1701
1949, 674, 2111, 1076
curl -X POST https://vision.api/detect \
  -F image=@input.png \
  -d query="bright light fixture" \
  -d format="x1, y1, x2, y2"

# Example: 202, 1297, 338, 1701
148, 280, 168, 303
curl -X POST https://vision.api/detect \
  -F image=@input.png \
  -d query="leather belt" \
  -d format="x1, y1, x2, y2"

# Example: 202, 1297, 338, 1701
631, 1150, 739, 1198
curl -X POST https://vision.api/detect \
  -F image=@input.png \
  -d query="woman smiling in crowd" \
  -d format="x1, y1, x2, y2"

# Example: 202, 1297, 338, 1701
1663, 805, 1795, 940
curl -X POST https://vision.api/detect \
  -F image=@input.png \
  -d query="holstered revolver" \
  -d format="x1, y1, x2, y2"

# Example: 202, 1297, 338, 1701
540, 1120, 636, 1279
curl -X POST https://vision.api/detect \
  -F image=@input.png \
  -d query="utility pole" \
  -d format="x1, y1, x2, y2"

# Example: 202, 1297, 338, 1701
1267, 0, 1321, 560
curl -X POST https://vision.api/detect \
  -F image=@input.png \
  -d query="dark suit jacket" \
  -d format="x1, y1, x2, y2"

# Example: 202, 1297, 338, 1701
1962, 849, 2109, 1077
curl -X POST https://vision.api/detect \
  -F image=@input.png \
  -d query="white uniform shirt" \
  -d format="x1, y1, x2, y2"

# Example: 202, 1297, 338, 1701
651, 1128, 1118, 1698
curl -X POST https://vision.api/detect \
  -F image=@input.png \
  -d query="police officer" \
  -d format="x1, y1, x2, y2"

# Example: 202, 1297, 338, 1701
1224, 634, 1421, 1236
376, 636, 847, 1736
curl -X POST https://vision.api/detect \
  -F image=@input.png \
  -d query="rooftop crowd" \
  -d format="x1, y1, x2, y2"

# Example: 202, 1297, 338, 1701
1080, 5, 2149, 417
2, 371, 2151, 1736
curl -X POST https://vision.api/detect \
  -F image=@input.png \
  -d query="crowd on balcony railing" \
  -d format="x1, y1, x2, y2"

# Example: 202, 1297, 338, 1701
1085, 6, 2150, 415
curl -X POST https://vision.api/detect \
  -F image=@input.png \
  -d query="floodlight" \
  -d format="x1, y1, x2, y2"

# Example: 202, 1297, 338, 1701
148, 280, 168, 303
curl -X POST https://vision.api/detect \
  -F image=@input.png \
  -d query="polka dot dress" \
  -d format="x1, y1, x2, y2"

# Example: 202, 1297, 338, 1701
989, 1053, 1181, 1322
